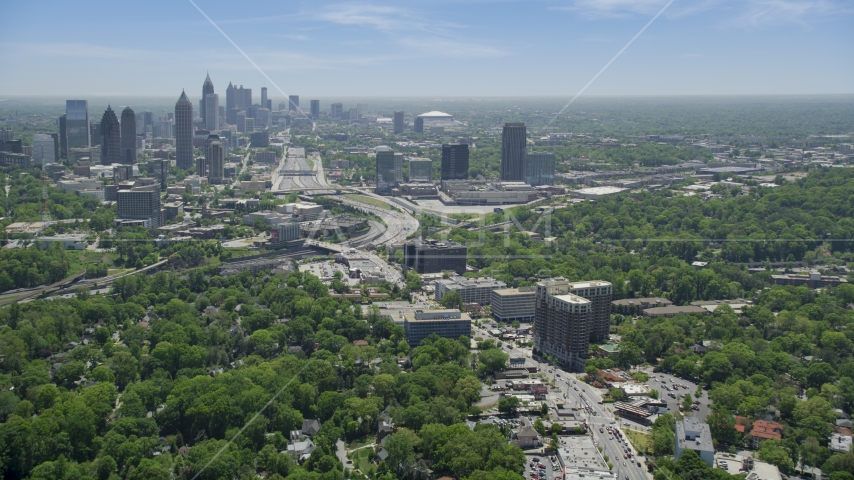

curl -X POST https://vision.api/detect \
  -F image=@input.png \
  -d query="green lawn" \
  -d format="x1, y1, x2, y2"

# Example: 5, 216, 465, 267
68, 250, 118, 276
344, 194, 392, 210
353, 447, 374, 473
626, 429, 651, 454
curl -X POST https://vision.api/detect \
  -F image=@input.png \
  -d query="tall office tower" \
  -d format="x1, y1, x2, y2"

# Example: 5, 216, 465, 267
356, 103, 367, 118
89, 123, 101, 147
375, 147, 402, 195
226, 108, 240, 125
58, 114, 67, 158
135, 112, 146, 135
393, 111, 404, 134
143, 111, 153, 129
534, 278, 593, 371
236, 112, 247, 132
348, 108, 358, 121
65, 100, 90, 150
154, 158, 168, 190
218, 106, 225, 125
500, 123, 527, 181
153, 120, 173, 139
330, 103, 343, 119
204, 94, 220, 131
310, 100, 320, 118
32, 134, 58, 165
121, 106, 137, 164
404, 240, 467, 275
117, 184, 161, 228
525, 151, 556, 186
175, 90, 194, 170
278, 101, 288, 111
201, 72, 214, 129
0, 130, 12, 141
226, 82, 236, 111
206, 134, 224, 183
243, 87, 252, 108
196, 146, 206, 176
413, 117, 424, 133
99, 106, 122, 165
244, 118, 255, 133
441, 143, 469, 180
256, 108, 271, 128
288, 95, 299, 112
261, 87, 267, 110
408, 158, 432, 183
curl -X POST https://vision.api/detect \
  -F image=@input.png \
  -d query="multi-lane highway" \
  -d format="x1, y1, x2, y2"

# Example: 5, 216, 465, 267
273, 147, 330, 191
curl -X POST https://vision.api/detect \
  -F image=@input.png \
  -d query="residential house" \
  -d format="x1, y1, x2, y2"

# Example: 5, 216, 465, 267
511, 425, 541, 449
749, 420, 783, 449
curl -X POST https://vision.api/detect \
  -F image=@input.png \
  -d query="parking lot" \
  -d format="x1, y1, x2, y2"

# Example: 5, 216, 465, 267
524, 453, 561, 480
644, 371, 710, 423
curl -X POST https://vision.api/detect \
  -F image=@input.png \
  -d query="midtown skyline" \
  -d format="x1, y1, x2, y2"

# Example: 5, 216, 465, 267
1, 0, 852, 97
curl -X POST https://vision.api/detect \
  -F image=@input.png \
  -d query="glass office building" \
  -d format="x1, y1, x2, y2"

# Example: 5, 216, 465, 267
66, 100, 90, 150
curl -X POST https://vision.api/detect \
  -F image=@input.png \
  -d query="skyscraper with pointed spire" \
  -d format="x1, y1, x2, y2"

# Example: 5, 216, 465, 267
120, 106, 137, 164
100, 106, 121, 165
201, 72, 214, 129
175, 90, 194, 170
226, 81, 235, 111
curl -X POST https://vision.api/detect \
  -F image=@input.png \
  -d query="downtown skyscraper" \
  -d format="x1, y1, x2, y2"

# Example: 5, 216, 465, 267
175, 90, 194, 170
393, 111, 404, 134
500, 123, 526, 181
99, 106, 121, 165
121, 106, 137, 164
201, 73, 214, 129
65, 100, 90, 150
206, 134, 224, 184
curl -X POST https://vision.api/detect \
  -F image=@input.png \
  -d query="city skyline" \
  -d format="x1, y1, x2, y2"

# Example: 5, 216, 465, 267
1, 1, 852, 97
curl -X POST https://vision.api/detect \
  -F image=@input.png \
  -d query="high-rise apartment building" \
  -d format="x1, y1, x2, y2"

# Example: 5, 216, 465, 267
99, 106, 122, 165
330, 103, 343, 119
310, 100, 320, 118
204, 94, 220, 131
501, 123, 526, 181
375, 147, 402, 195
393, 111, 404, 134
534, 278, 592, 371
441, 143, 469, 180
120, 106, 137, 164
32, 134, 58, 165
565, 280, 613, 341
117, 184, 161, 229
65, 100, 90, 150
288, 95, 299, 112
408, 158, 432, 183
525, 151, 555, 186
175, 90, 194, 170
201, 73, 214, 129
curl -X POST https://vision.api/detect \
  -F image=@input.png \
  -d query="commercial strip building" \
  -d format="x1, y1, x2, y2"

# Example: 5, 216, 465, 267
434, 276, 507, 305
403, 309, 471, 346
675, 418, 715, 467
643, 305, 708, 317
771, 271, 847, 288
404, 240, 467, 275
612, 297, 673, 316
491, 287, 536, 323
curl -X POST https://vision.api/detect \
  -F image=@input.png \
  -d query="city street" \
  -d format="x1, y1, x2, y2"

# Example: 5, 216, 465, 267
471, 323, 652, 480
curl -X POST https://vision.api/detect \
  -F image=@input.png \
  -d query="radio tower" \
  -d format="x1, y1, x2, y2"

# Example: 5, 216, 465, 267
41, 156, 52, 223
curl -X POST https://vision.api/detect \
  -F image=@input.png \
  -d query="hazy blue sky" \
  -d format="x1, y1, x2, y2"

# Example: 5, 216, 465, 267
1, 0, 852, 97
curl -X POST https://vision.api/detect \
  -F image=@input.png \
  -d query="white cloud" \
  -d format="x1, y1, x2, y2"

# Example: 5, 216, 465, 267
399, 38, 507, 58
552, 0, 851, 25
726, 0, 853, 28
